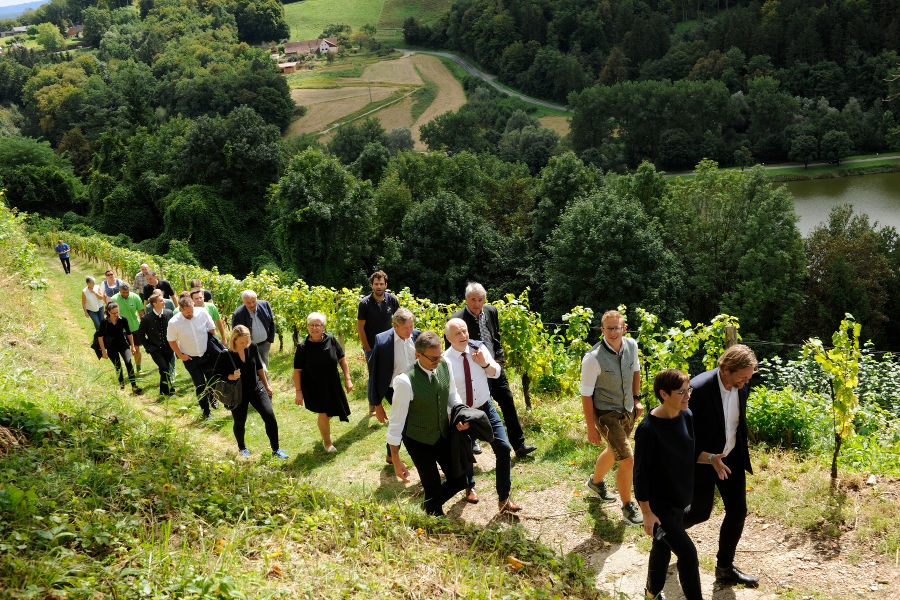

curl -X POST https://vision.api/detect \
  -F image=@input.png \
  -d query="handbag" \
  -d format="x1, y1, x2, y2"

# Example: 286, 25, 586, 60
211, 351, 243, 410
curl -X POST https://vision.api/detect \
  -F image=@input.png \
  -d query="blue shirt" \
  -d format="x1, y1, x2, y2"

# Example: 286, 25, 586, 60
55, 243, 70, 258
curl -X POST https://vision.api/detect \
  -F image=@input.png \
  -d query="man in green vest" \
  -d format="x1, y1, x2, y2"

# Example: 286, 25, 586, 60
580, 309, 644, 525
387, 331, 472, 516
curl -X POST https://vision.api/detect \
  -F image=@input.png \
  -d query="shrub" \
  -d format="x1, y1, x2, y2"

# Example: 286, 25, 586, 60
746, 386, 822, 453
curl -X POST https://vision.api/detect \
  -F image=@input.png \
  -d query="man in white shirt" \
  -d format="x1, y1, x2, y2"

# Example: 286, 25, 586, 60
444, 318, 521, 513
167, 293, 217, 419
388, 331, 470, 516
684, 344, 759, 588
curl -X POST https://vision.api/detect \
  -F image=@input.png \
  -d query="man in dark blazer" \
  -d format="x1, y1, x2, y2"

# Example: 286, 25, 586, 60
684, 344, 759, 587
368, 308, 420, 460
449, 282, 536, 458
138, 293, 175, 396
232, 290, 276, 370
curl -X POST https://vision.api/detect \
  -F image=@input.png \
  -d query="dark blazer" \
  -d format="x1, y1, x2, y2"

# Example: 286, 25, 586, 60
232, 300, 275, 344
447, 403, 495, 479
368, 327, 421, 406
688, 368, 753, 474
449, 305, 505, 364
138, 308, 173, 354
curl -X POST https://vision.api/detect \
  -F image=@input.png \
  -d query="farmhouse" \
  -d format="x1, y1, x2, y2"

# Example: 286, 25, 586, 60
0, 26, 27, 38
283, 37, 338, 56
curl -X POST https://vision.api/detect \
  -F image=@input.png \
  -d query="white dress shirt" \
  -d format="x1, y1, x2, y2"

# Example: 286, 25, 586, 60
386, 361, 462, 447
391, 331, 417, 386
717, 370, 740, 457
442, 344, 499, 409
579, 338, 641, 396
166, 310, 215, 357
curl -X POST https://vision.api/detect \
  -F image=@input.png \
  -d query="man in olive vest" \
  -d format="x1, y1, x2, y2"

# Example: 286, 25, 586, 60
387, 331, 472, 516
580, 309, 644, 525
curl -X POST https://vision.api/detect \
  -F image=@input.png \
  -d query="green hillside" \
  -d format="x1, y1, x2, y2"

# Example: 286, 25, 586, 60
282, 0, 452, 41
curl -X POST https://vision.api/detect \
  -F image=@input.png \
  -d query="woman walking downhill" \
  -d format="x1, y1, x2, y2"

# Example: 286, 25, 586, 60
214, 325, 289, 459
97, 301, 142, 394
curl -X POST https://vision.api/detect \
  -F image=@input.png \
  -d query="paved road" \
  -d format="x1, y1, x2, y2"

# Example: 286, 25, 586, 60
404, 49, 571, 113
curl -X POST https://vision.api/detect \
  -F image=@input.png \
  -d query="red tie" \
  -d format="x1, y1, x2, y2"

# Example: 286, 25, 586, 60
462, 350, 474, 407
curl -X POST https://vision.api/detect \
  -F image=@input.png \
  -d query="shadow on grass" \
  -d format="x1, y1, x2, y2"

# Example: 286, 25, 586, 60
287, 415, 380, 473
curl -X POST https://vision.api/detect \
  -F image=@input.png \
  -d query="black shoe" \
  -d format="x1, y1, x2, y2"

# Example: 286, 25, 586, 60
131, 386, 143, 395
472, 439, 482, 454
715, 565, 759, 587
515, 444, 537, 458
202, 411, 211, 420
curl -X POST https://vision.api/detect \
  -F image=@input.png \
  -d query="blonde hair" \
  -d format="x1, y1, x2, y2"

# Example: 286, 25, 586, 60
601, 310, 624, 326
229, 324, 251, 351
717, 344, 758, 372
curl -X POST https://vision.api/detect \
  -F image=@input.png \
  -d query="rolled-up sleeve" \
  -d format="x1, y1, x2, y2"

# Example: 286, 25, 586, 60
579, 353, 600, 397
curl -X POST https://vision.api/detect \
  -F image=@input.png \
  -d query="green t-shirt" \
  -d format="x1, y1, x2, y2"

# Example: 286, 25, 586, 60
203, 302, 221, 321
112, 292, 145, 332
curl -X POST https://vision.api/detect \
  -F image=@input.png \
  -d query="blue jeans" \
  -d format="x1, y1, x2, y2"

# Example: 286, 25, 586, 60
467, 400, 513, 501
87, 307, 104, 332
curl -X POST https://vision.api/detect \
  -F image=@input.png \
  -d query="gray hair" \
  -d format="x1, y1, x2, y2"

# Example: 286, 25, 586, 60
85, 276, 95, 284
393, 307, 414, 325
120, 282, 131, 291
415, 330, 441, 353
464, 282, 486, 299
444, 317, 466, 337
307, 312, 327, 326
178, 295, 193, 309
241, 290, 257, 301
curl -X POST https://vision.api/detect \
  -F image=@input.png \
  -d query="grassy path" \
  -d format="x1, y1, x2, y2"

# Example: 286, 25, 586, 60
37, 250, 900, 599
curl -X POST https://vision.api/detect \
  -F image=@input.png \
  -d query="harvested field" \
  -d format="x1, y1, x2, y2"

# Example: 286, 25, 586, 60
372, 96, 415, 132
540, 115, 571, 138
288, 86, 402, 135
409, 54, 466, 150
357, 56, 423, 85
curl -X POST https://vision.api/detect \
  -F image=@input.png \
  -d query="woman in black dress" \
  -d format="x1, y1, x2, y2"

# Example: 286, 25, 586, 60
293, 312, 353, 452
634, 369, 703, 600
97, 301, 142, 394
214, 325, 288, 459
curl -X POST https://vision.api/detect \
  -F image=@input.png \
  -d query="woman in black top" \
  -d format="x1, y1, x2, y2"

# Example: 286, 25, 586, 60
293, 312, 353, 452
214, 325, 288, 459
634, 369, 703, 600
97, 302, 142, 394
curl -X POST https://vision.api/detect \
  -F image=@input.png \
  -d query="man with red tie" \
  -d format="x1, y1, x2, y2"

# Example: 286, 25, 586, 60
443, 318, 521, 513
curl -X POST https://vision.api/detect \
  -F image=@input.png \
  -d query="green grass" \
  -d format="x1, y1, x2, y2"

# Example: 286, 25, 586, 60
769, 157, 900, 180
377, 0, 454, 28
409, 65, 437, 121
283, 0, 387, 41
284, 64, 366, 88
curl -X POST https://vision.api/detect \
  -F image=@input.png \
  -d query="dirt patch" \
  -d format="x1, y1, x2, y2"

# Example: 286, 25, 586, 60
288, 86, 402, 135
539, 115, 571, 138
409, 54, 466, 151
370, 96, 415, 133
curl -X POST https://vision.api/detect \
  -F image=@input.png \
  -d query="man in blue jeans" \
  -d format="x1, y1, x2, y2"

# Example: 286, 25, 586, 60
443, 318, 521, 513
55, 240, 71, 274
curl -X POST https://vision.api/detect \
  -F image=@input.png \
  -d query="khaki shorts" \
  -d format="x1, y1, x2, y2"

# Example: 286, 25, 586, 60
594, 409, 635, 461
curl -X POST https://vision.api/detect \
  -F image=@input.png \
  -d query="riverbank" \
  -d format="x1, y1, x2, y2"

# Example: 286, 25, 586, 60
768, 155, 900, 181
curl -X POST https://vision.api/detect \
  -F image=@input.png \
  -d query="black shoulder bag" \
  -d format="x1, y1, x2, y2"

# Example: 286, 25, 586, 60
212, 352, 243, 410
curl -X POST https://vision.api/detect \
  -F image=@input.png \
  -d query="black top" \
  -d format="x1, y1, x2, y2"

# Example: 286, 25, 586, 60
214, 344, 262, 398
99, 316, 132, 352
142, 279, 176, 301
634, 409, 698, 512
293, 333, 350, 420
357, 292, 399, 347
689, 368, 753, 475
138, 308, 173, 354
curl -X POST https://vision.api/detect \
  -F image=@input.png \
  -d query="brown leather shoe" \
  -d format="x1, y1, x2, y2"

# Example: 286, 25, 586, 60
498, 498, 521, 513
465, 488, 479, 504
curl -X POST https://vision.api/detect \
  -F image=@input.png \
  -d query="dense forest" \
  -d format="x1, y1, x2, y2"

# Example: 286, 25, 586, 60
404, 0, 900, 169
1, 0, 900, 352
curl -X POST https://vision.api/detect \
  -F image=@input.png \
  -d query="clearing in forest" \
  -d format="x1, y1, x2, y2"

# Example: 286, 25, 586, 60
539, 115, 571, 138
283, 0, 386, 41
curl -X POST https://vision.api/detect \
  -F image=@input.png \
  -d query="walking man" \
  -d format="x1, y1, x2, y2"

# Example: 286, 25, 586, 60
450, 283, 536, 458
232, 290, 275, 371
139, 294, 175, 396
358, 270, 400, 414
54, 240, 71, 274
580, 309, 643, 525
167, 294, 217, 419
683, 344, 760, 587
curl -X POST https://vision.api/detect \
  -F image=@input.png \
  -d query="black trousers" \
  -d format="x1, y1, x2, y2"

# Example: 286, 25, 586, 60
488, 371, 526, 450
108, 347, 135, 386
402, 434, 469, 516
183, 354, 214, 413
59, 256, 70, 273
148, 347, 175, 395
647, 505, 702, 600
232, 380, 279, 452
683, 451, 748, 568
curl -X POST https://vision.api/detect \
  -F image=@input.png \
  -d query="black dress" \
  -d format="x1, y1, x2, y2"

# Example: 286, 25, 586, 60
293, 333, 350, 421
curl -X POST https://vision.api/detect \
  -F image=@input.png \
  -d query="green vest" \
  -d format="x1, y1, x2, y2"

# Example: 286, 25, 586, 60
589, 336, 638, 413
404, 360, 450, 445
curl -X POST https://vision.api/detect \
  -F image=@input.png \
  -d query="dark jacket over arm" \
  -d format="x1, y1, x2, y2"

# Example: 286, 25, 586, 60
688, 368, 753, 474
447, 404, 494, 480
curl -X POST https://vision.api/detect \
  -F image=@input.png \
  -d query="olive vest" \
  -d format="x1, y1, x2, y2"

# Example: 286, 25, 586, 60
588, 336, 638, 413
404, 360, 450, 445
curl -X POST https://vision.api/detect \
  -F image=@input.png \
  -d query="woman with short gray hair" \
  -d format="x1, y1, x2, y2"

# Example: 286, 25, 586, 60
293, 312, 353, 452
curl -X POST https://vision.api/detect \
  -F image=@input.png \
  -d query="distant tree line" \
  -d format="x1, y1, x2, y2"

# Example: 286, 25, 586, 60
404, 0, 900, 168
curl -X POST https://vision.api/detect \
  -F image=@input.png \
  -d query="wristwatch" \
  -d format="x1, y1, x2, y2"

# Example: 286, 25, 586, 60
707, 453, 713, 464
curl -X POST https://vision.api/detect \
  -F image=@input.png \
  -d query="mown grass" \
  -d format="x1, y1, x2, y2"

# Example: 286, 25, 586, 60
377, 0, 455, 28
409, 65, 437, 122
283, 0, 386, 41
769, 158, 900, 180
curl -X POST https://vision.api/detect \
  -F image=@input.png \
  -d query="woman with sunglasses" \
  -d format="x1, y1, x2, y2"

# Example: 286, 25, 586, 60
633, 369, 711, 600
100, 269, 123, 302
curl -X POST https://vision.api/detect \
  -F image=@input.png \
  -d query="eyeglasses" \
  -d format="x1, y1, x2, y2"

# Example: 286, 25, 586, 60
602, 326, 624, 332
676, 387, 693, 397
421, 352, 442, 363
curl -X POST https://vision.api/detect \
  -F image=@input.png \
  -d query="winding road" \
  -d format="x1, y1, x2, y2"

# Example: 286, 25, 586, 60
403, 49, 571, 113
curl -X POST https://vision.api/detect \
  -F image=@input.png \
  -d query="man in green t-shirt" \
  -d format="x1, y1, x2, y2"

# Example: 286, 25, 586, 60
111, 282, 146, 373
191, 288, 226, 343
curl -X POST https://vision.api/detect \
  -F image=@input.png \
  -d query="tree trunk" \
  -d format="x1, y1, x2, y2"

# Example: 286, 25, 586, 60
831, 432, 841, 484
521, 372, 531, 410
292, 326, 300, 346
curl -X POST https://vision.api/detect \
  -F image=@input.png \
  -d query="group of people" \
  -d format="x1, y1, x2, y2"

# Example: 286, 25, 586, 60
72, 251, 762, 598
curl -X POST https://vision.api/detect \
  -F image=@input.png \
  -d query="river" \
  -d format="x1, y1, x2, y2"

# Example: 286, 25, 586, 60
781, 172, 900, 236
